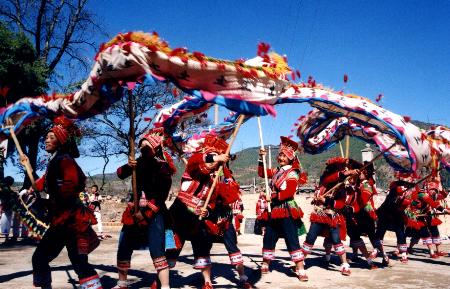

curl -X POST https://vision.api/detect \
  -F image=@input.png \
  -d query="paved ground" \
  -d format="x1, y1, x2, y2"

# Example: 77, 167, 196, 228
1, 194, 450, 289
0, 232, 449, 289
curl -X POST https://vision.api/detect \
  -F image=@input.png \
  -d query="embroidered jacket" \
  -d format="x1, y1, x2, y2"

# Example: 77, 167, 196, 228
257, 160, 306, 220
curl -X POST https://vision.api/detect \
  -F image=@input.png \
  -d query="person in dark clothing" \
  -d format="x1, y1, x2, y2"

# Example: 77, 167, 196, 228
113, 128, 176, 289
22, 116, 101, 289
375, 179, 413, 265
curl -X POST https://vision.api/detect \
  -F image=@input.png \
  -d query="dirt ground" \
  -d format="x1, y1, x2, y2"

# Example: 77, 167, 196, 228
1, 194, 450, 289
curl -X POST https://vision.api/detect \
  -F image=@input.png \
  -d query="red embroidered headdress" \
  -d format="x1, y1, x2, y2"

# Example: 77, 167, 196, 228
279, 136, 298, 160
140, 127, 165, 149
50, 116, 80, 145
203, 134, 228, 154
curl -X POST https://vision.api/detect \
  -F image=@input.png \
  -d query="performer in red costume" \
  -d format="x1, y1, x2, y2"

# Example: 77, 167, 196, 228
344, 162, 381, 268
258, 136, 308, 282
375, 177, 414, 265
406, 179, 449, 258
302, 157, 353, 276
167, 134, 231, 289
113, 128, 176, 289
207, 162, 252, 288
231, 194, 244, 235
22, 116, 102, 289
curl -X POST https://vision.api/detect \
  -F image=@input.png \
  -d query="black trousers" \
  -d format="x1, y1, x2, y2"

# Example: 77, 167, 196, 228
347, 211, 378, 246
166, 199, 213, 263
32, 225, 97, 287
263, 218, 302, 252
375, 213, 407, 245
223, 223, 240, 255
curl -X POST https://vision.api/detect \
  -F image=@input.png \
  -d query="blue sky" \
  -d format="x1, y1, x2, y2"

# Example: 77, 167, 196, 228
6, 0, 450, 180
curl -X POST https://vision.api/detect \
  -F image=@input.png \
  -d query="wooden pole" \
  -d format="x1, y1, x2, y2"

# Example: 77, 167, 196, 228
268, 145, 272, 169
339, 141, 345, 158
6, 119, 37, 191
345, 135, 350, 158
257, 116, 272, 212
417, 212, 449, 217
199, 114, 246, 220
128, 90, 143, 222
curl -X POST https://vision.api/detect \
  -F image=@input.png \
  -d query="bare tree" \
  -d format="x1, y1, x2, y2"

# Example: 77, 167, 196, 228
0, 0, 105, 188
80, 82, 181, 189
0, 0, 105, 83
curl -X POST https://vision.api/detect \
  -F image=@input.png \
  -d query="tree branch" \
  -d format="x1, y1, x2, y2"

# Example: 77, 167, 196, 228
35, 0, 47, 56
48, 0, 87, 72
43, 0, 66, 60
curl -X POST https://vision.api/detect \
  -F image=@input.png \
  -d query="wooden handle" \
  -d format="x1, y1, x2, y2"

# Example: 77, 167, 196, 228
199, 114, 246, 220
7, 119, 37, 191
257, 116, 271, 212
127, 90, 140, 216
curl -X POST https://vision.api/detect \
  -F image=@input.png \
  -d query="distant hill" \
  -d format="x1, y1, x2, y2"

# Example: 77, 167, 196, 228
89, 120, 449, 195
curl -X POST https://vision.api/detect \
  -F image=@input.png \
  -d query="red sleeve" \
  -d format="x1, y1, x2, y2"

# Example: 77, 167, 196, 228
298, 172, 308, 185
421, 193, 441, 208
58, 158, 84, 200
321, 172, 341, 186
400, 198, 412, 210
258, 164, 275, 178
359, 183, 374, 205
117, 163, 132, 179
163, 151, 177, 175
278, 178, 298, 201
334, 199, 346, 210
35, 176, 45, 192
186, 153, 211, 177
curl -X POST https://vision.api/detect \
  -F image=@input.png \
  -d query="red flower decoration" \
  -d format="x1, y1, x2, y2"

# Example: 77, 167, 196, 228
193, 51, 205, 62
154, 103, 163, 109
375, 94, 383, 102
257, 42, 271, 57
403, 116, 411, 122
169, 47, 188, 57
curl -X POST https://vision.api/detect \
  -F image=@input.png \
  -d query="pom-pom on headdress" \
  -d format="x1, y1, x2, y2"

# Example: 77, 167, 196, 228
279, 136, 298, 160
326, 156, 348, 166
139, 127, 165, 149
203, 134, 228, 154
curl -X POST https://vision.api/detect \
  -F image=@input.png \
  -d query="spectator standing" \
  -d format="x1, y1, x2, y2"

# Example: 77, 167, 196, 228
89, 185, 104, 239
